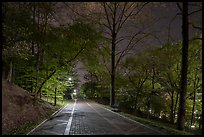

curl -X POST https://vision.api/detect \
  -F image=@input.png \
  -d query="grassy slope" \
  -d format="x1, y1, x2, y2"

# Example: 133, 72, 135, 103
2, 79, 68, 135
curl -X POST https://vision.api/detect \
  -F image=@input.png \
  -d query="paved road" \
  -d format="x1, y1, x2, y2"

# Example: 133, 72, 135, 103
28, 99, 165, 135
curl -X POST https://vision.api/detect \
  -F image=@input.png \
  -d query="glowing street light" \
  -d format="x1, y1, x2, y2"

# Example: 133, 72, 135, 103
73, 89, 77, 95
190, 125, 195, 129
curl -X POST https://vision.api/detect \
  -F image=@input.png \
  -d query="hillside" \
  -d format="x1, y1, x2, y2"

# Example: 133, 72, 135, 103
2, 79, 58, 135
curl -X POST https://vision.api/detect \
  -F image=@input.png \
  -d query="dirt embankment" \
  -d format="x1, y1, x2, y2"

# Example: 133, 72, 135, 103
2, 79, 56, 134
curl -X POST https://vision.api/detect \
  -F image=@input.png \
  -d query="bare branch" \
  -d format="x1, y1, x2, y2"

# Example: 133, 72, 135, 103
103, 2, 113, 33
106, 2, 114, 14
148, 32, 163, 45
188, 8, 202, 16
63, 2, 88, 20
189, 22, 202, 30
176, 2, 182, 12
115, 32, 150, 68
167, 12, 181, 43
100, 22, 113, 33
116, 2, 148, 34
116, 5, 136, 33
115, 35, 132, 45
115, 2, 128, 27
190, 37, 202, 41
188, 3, 202, 7
102, 55, 111, 75
128, 2, 149, 17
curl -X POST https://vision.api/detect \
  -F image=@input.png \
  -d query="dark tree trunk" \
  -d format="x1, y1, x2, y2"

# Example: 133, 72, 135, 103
177, 2, 189, 131
7, 60, 13, 83
12, 63, 15, 83
110, 4, 117, 107
190, 89, 196, 128
133, 90, 137, 110
31, 3, 35, 55
111, 36, 116, 106
30, 3, 36, 93
54, 88, 57, 106
152, 67, 155, 90
173, 91, 179, 122
31, 76, 34, 93
170, 92, 175, 123
35, 46, 40, 97
100, 82, 103, 99
190, 73, 198, 128
102, 3, 148, 107
40, 87, 42, 99
34, 6, 40, 102
36, 68, 57, 95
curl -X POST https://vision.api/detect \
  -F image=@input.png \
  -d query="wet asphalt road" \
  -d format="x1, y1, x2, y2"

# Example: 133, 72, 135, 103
28, 99, 165, 135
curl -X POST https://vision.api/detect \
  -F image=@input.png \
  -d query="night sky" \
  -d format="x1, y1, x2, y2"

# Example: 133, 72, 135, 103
51, 2, 202, 85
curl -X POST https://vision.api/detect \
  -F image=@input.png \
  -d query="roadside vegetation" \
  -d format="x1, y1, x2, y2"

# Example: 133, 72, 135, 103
96, 102, 201, 135
79, 37, 202, 134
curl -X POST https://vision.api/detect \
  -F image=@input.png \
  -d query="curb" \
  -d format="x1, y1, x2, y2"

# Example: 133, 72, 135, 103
26, 103, 69, 135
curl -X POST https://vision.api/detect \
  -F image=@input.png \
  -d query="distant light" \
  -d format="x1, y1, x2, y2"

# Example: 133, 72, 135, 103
198, 117, 201, 119
194, 110, 198, 114
191, 125, 195, 128
149, 109, 152, 113
159, 116, 162, 118
68, 77, 72, 81
74, 89, 76, 92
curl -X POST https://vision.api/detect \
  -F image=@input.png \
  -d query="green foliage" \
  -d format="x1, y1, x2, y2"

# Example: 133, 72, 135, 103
80, 82, 102, 99
94, 35, 201, 128
80, 34, 202, 130
2, 2, 103, 111
120, 36, 202, 125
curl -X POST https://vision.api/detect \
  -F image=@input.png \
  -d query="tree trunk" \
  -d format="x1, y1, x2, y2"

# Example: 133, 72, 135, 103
35, 46, 40, 97
102, 3, 148, 107
152, 66, 155, 90
31, 3, 35, 55
7, 60, 13, 83
110, 37, 116, 106
36, 68, 57, 95
40, 88, 42, 99
34, 6, 40, 102
190, 73, 198, 128
177, 2, 189, 131
12, 63, 15, 83
110, 15, 116, 106
54, 88, 57, 106
173, 91, 179, 123
170, 92, 175, 123
190, 89, 196, 128
100, 82, 103, 99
